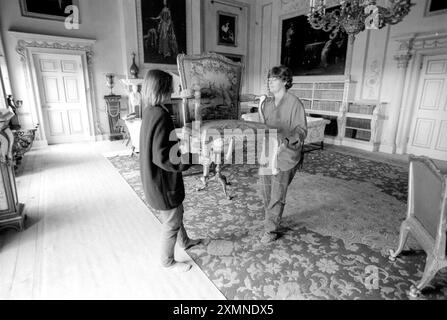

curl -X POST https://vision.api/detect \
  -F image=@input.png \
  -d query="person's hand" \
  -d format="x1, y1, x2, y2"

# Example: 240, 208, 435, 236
180, 89, 194, 99
179, 139, 190, 154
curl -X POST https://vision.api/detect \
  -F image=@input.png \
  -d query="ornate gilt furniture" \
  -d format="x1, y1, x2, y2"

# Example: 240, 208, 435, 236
104, 94, 123, 141
177, 53, 271, 199
0, 110, 25, 232
12, 124, 39, 170
389, 156, 447, 298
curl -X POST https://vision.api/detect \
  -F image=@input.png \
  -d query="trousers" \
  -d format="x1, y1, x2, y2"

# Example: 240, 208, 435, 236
159, 204, 189, 267
259, 163, 300, 234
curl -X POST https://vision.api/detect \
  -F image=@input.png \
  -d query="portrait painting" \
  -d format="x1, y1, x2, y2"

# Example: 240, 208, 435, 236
217, 12, 237, 47
20, 0, 79, 21
138, 0, 187, 66
280, 11, 348, 76
425, 0, 447, 16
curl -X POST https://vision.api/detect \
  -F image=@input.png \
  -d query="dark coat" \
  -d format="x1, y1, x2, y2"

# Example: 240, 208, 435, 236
140, 105, 190, 211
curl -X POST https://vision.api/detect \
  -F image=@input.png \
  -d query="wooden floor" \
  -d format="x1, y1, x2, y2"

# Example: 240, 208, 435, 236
0, 141, 225, 300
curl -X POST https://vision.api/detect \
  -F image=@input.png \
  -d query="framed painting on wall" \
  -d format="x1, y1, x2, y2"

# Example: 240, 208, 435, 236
425, 0, 447, 16
137, 0, 187, 67
280, 10, 348, 77
20, 0, 79, 21
217, 11, 237, 47
214, 52, 243, 64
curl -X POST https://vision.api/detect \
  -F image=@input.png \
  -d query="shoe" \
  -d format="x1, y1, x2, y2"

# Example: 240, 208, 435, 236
260, 232, 278, 244
179, 238, 204, 250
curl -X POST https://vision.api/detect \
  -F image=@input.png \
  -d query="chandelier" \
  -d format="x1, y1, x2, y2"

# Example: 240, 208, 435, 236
308, 0, 415, 42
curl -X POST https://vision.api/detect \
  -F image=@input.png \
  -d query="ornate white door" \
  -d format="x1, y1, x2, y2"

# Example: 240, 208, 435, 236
34, 53, 90, 144
407, 54, 447, 161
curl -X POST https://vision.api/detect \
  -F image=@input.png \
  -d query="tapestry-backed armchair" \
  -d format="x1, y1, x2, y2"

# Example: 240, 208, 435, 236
177, 53, 271, 199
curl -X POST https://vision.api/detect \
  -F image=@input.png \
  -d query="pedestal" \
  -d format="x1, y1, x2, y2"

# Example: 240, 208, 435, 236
104, 95, 123, 141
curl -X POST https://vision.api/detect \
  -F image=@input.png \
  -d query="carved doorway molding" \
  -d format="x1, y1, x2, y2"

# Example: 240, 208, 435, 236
9, 31, 98, 145
392, 30, 447, 156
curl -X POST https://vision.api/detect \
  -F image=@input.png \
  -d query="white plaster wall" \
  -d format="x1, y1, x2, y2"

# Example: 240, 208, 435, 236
0, 0, 125, 135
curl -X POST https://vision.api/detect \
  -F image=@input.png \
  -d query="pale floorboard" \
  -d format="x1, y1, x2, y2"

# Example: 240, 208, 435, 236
0, 142, 225, 300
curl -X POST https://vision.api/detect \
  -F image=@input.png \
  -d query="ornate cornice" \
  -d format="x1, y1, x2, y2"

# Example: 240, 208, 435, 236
10, 31, 95, 63
393, 31, 447, 69
394, 30, 447, 51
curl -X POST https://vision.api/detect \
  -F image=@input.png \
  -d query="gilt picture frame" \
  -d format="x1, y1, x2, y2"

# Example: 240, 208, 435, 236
279, 9, 349, 77
217, 11, 237, 47
137, 0, 187, 68
425, 0, 447, 17
19, 0, 80, 22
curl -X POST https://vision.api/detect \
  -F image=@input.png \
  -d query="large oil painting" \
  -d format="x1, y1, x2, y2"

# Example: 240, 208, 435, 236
20, 0, 79, 21
280, 12, 348, 76
425, 0, 447, 16
138, 0, 187, 66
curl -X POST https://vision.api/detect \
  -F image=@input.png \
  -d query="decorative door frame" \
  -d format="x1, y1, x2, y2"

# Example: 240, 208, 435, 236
9, 31, 97, 146
392, 30, 447, 155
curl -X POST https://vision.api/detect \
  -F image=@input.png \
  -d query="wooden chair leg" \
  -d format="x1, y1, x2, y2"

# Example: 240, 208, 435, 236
409, 255, 442, 298
197, 163, 210, 192
389, 220, 411, 262
215, 164, 232, 200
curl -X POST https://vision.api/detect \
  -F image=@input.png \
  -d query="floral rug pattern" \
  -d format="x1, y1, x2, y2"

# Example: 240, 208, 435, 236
107, 150, 447, 300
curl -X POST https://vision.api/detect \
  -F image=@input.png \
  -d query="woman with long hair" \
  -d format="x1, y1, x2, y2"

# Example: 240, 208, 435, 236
140, 69, 202, 272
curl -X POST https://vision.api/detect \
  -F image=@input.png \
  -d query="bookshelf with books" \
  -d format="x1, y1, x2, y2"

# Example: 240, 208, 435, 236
290, 79, 356, 142
341, 101, 386, 152
290, 79, 385, 151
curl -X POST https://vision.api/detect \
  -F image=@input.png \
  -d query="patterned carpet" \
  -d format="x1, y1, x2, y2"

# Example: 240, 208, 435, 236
107, 149, 447, 300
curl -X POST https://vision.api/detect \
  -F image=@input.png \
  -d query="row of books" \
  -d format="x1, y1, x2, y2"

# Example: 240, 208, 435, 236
346, 117, 371, 130
345, 128, 371, 141
312, 100, 342, 112
347, 103, 375, 115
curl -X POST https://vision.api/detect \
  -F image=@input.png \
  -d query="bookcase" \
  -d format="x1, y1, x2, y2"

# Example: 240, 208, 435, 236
341, 101, 386, 151
290, 79, 385, 151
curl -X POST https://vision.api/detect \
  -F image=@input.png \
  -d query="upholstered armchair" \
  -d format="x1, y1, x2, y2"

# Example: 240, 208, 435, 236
177, 53, 273, 199
389, 156, 447, 298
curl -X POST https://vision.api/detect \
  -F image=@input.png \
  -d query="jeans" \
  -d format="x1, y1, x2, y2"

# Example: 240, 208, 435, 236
259, 164, 300, 234
159, 204, 189, 267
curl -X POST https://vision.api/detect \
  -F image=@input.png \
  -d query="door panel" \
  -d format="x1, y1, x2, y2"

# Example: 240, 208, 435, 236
407, 54, 447, 161
420, 80, 442, 110
67, 110, 84, 134
427, 60, 447, 74
61, 60, 78, 73
64, 77, 80, 102
412, 119, 435, 148
34, 53, 90, 144
48, 111, 66, 136
436, 121, 447, 151
43, 76, 61, 103
40, 59, 59, 72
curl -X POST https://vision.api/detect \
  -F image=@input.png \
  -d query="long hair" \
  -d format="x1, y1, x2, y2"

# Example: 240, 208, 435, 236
268, 65, 293, 90
142, 69, 173, 108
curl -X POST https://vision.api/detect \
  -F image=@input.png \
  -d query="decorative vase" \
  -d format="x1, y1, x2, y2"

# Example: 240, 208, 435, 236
130, 53, 139, 79
106, 73, 115, 95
